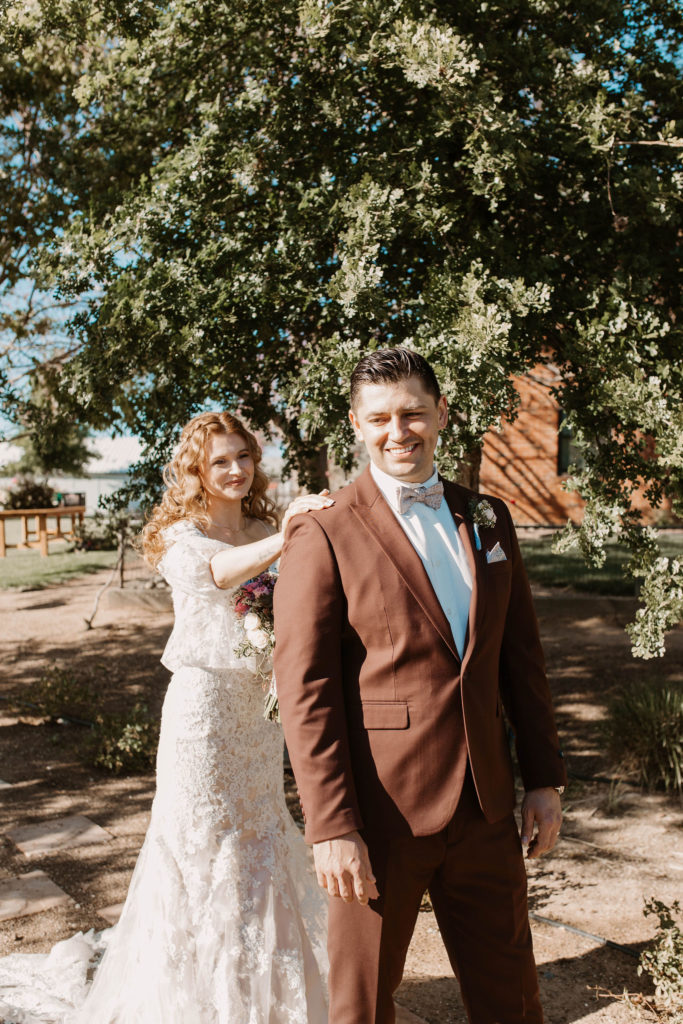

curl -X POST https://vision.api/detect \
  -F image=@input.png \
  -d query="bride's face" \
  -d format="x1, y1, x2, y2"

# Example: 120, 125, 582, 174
199, 430, 255, 508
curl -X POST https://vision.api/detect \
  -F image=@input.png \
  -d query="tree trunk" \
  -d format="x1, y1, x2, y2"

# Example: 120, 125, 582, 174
455, 445, 482, 492
298, 444, 329, 491
270, 412, 330, 492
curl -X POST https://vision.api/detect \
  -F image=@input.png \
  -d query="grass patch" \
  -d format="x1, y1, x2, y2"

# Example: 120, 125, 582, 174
0, 546, 118, 590
519, 534, 683, 595
605, 680, 683, 797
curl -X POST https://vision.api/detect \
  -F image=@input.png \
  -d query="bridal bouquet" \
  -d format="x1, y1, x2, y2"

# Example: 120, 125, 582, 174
234, 571, 280, 722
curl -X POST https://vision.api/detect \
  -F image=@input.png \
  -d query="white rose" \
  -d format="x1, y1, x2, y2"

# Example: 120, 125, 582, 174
243, 612, 260, 631
246, 628, 269, 650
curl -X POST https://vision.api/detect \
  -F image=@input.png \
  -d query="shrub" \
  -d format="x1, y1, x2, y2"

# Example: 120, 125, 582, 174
639, 898, 683, 1013
90, 703, 160, 774
605, 680, 683, 797
26, 665, 99, 721
3, 475, 54, 509
73, 514, 120, 552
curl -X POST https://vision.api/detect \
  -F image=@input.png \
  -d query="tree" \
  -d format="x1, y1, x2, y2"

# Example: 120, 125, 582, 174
2, 377, 94, 477
1, 0, 682, 656
2, 428, 93, 477
0, 0, 159, 417
0, 2, 86, 415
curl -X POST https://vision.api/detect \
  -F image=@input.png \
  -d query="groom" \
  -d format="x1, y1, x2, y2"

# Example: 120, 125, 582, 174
274, 348, 566, 1023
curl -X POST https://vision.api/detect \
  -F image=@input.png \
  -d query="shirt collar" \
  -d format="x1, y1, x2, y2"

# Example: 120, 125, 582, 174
370, 461, 439, 513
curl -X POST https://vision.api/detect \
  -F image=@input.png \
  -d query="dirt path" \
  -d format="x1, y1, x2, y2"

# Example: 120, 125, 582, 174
1, 573, 682, 1023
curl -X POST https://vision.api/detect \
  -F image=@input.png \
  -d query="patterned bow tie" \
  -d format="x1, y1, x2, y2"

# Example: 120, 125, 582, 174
397, 481, 444, 515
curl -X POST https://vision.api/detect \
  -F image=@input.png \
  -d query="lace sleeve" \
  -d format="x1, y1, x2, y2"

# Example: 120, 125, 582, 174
157, 523, 256, 673
158, 525, 221, 597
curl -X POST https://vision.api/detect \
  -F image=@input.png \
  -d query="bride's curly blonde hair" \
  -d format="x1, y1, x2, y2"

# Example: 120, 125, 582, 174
141, 411, 279, 568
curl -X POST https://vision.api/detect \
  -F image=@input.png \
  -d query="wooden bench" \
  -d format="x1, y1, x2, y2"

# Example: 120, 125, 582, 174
0, 507, 86, 558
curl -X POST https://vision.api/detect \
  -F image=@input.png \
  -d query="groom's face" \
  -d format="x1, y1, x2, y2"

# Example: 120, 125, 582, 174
349, 376, 448, 483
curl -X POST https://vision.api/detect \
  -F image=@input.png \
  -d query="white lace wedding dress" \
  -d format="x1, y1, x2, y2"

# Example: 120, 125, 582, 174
0, 522, 328, 1023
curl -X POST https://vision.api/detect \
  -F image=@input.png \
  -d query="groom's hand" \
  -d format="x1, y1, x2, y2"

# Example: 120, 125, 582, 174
521, 787, 562, 859
313, 830, 379, 906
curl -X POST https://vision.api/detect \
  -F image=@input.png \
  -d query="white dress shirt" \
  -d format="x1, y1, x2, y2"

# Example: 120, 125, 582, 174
370, 462, 473, 659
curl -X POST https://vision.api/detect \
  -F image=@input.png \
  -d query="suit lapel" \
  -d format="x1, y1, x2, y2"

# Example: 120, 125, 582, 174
441, 479, 486, 666
350, 467, 459, 660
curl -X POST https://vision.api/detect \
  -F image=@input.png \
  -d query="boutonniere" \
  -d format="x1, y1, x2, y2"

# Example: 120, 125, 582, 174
467, 499, 497, 551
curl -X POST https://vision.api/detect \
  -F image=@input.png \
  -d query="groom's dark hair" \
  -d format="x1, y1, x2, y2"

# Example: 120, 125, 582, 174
350, 347, 441, 409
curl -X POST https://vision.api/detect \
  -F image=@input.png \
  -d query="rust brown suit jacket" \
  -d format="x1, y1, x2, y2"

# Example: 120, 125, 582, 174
273, 467, 567, 845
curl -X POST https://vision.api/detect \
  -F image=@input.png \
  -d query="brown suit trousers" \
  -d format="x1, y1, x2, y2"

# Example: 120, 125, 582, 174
327, 770, 543, 1024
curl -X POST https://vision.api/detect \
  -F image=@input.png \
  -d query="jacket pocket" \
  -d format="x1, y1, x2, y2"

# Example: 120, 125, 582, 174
361, 701, 409, 729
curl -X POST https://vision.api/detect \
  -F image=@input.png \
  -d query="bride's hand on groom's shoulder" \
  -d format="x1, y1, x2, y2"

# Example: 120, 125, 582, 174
313, 830, 379, 906
281, 490, 334, 535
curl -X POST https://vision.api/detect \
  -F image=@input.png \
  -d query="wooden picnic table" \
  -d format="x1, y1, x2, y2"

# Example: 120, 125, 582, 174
0, 506, 86, 558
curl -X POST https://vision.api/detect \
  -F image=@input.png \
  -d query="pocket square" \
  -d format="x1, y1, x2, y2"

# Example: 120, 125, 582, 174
486, 542, 507, 564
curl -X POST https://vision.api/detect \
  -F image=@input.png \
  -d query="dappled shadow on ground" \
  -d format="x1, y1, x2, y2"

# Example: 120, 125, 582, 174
536, 943, 652, 1024
2, 613, 171, 671
0, 621, 171, 721
16, 596, 70, 611
397, 942, 651, 1024
0, 737, 155, 857
526, 866, 584, 915
535, 596, 683, 782
0, 745, 155, 829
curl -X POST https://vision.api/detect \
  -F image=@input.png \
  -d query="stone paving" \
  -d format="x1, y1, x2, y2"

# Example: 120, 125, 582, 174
1, 805, 117, 930
7, 815, 113, 859
95, 902, 124, 926
0, 870, 71, 923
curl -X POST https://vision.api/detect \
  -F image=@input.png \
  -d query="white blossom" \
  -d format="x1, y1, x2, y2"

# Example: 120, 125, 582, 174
246, 627, 269, 650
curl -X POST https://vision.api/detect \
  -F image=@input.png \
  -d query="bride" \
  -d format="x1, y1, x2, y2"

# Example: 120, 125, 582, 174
0, 410, 332, 1024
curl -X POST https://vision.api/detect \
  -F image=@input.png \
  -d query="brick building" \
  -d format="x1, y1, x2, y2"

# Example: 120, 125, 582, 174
479, 365, 673, 527
479, 365, 581, 526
